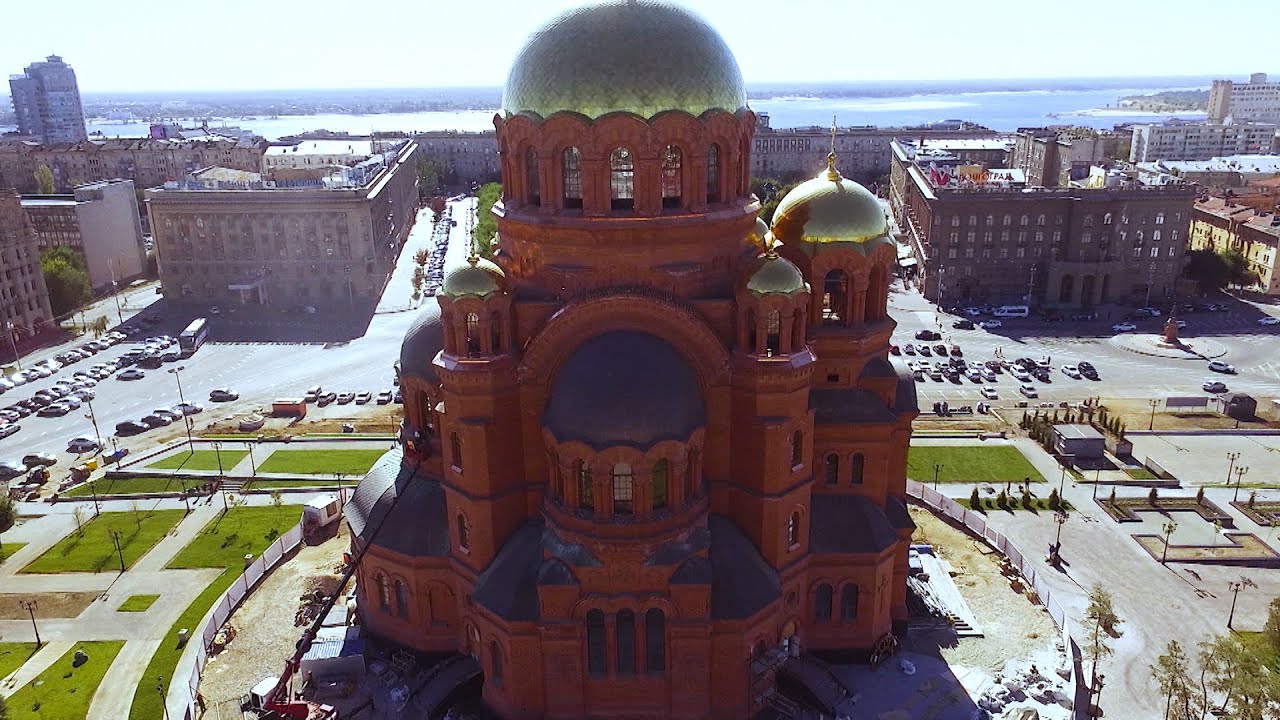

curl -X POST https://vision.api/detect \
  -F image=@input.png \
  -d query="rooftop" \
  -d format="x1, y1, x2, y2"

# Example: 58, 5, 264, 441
264, 139, 377, 158
1139, 155, 1280, 175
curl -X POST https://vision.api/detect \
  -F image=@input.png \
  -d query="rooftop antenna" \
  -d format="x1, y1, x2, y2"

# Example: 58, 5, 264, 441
825, 115, 841, 181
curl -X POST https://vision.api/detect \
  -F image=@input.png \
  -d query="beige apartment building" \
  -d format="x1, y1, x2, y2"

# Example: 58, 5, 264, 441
20, 179, 146, 291
1208, 73, 1280, 124
0, 136, 266, 193
146, 141, 419, 311
0, 191, 54, 353
1190, 196, 1280, 294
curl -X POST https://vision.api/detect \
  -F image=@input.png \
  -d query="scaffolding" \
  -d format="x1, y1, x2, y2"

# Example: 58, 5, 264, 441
749, 638, 799, 718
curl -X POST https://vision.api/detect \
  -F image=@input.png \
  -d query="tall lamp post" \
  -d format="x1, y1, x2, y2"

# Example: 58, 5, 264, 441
1227, 577, 1257, 629
4, 320, 21, 371
212, 440, 227, 511
19, 599, 40, 646
1233, 466, 1250, 503
83, 396, 103, 457
932, 463, 942, 491
1160, 520, 1178, 565
1225, 451, 1240, 489
168, 366, 194, 450
1147, 399, 1159, 431
157, 675, 171, 720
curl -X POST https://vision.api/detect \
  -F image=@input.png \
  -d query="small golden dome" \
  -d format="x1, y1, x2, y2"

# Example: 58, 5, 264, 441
745, 250, 806, 296
771, 155, 888, 245
441, 256, 505, 298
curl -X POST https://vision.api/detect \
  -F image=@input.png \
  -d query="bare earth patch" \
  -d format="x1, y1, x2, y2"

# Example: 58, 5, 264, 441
0, 591, 102, 619
909, 505, 1058, 670
197, 523, 349, 709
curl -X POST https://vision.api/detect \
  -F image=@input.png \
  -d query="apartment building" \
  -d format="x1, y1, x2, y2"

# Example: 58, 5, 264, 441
1208, 73, 1280, 124
0, 192, 54, 351
8, 55, 87, 145
1190, 196, 1280, 294
1129, 121, 1277, 162
20, 179, 146, 291
1010, 128, 1124, 187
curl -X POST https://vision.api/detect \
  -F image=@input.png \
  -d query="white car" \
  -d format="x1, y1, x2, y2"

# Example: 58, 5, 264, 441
1061, 365, 1081, 379
980, 386, 999, 399
1208, 360, 1237, 374
1019, 383, 1039, 398
1112, 322, 1137, 332
1202, 380, 1228, 393
981, 368, 997, 382
1011, 368, 1032, 382
66, 437, 100, 454
978, 319, 1003, 329
1259, 317, 1280, 326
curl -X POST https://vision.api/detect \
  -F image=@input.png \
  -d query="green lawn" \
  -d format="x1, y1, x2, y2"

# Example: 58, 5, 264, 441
0, 641, 40, 682
147, 450, 248, 472
127, 504, 301, 720
21, 509, 185, 574
908, 445, 1046, 484
63, 476, 189, 497
117, 594, 160, 613
1124, 467, 1159, 480
4, 640, 125, 719
245, 478, 346, 489
256, 448, 384, 476
1, 542, 28, 565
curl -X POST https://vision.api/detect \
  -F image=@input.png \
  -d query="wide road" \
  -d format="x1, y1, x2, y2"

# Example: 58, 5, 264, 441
0, 198, 476, 465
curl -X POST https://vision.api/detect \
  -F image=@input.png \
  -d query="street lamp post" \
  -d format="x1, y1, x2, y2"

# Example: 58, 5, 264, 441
1234, 466, 1250, 502
932, 463, 942, 491
157, 675, 171, 720
1059, 465, 1067, 495
245, 441, 256, 477
84, 396, 103, 457
1225, 452, 1241, 488
212, 440, 227, 511
168, 366, 194, 450
4, 320, 20, 370
1161, 520, 1178, 565
109, 530, 126, 572
1148, 399, 1159, 431
1053, 510, 1069, 547
19, 599, 40, 646
1227, 577, 1257, 629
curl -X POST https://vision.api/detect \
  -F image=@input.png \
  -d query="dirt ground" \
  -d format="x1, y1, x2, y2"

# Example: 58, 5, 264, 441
1102, 398, 1277, 432
0, 591, 101, 619
201, 411, 401, 439
915, 415, 1008, 433
908, 505, 1058, 671
197, 522, 350, 714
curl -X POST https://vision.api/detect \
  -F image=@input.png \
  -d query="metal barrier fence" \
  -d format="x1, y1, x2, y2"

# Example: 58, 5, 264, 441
173, 522, 305, 720
906, 480, 1090, 719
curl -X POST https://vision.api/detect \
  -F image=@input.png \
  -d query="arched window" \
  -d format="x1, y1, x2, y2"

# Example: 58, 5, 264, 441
1103, 212, 1113, 225
840, 584, 859, 622
765, 310, 781, 355
456, 514, 469, 550
645, 609, 666, 673
577, 460, 593, 510
823, 269, 849, 325
490, 640, 504, 687
586, 610, 606, 676
525, 147, 540, 206
1020, 214, 1029, 226
984, 215, 993, 226
376, 573, 390, 612
651, 459, 669, 509
450, 432, 462, 471
824, 454, 838, 486
661, 145, 683, 209
787, 511, 800, 547
745, 308, 757, 352
466, 624, 480, 658
790, 430, 803, 468
706, 144, 721, 203
1002, 214, 1011, 226
562, 147, 582, 209
610, 147, 634, 211
849, 453, 864, 485
616, 609, 636, 675
395, 578, 409, 619
813, 583, 832, 623
612, 463, 634, 515
489, 311, 502, 354
1037, 214, 1046, 226
465, 312, 480, 357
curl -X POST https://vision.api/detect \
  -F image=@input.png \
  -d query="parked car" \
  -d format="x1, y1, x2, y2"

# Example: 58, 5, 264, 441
1203, 381, 1228, 393
66, 437, 100, 453
914, 329, 941, 341
356, 391, 372, 404
115, 420, 150, 436
978, 319, 1002, 329
1111, 322, 1137, 332
903, 344, 916, 355
980, 386, 999, 399
152, 408, 182, 422
173, 402, 204, 415
118, 368, 146, 380
209, 389, 239, 402
888, 344, 900, 355
1011, 367, 1032, 382
376, 390, 393, 405
1208, 360, 1237, 374
1019, 384, 1039, 398
1061, 365, 1081, 379
933, 344, 947, 356
0, 423, 19, 439
337, 392, 356, 405
0, 460, 26, 479
37, 404, 71, 417
1259, 316, 1280, 326
22, 452, 57, 468
952, 319, 975, 330
918, 345, 932, 356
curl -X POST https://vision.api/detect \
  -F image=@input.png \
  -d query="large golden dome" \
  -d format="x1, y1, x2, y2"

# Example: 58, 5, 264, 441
771, 157, 888, 246
502, 1, 747, 120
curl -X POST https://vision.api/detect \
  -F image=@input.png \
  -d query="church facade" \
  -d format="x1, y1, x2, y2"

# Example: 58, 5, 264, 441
345, 2, 918, 718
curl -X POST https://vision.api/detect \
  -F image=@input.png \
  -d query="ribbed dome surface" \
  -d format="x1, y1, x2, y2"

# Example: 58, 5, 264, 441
502, 1, 747, 120
441, 257, 505, 298
745, 253, 806, 296
399, 301, 445, 381
772, 163, 888, 245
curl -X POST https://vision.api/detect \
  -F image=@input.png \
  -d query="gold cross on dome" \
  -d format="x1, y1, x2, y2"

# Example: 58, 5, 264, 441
830, 115, 837, 156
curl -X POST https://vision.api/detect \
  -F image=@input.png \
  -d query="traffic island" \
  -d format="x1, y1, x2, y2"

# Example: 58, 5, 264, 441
1133, 532, 1280, 566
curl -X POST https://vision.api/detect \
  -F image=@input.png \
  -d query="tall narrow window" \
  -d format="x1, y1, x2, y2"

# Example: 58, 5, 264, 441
849, 453, 865, 485
824, 454, 839, 486
616, 610, 636, 675
525, 147, 540, 206
612, 463, 634, 515
823, 270, 849, 325
456, 514, 469, 550
562, 147, 582, 209
577, 460, 593, 510
765, 310, 781, 355
661, 145, 682, 209
651, 459, 669, 509
586, 610, 606, 675
790, 430, 803, 468
706, 144, 721, 203
645, 609, 666, 674
395, 579, 409, 619
377, 573, 390, 612
840, 584, 859, 622
489, 311, 502, 354
813, 584, 832, 623
490, 641, 504, 687
450, 432, 462, 471
610, 147, 634, 210
465, 312, 480, 357
787, 511, 800, 547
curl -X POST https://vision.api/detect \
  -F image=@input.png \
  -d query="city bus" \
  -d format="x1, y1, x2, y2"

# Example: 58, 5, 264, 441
178, 317, 209, 357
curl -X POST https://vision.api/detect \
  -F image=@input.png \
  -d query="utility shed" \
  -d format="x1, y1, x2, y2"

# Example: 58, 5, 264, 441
1051, 424, 1105, 459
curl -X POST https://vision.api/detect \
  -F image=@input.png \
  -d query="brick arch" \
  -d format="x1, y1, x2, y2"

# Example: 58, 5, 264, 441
518, 293, 731, 389
570, 596, 681, 620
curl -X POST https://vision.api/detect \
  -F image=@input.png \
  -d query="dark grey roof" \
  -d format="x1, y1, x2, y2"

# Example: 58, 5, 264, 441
536, 558, 577, 586
645, 525, 712, 566
542, 527, 603, 567
399, 301, 445, 382
473, 523, 544, 621
892, 358, 919, 415
884, 496, 915, 532
544, 331, 706, 449
809, 495, 898, 554
670, 556, 713, 584
708, 515, 781, 619
345, 450, 449, 557
860, 356, 897, 379
809, 388, 896, 425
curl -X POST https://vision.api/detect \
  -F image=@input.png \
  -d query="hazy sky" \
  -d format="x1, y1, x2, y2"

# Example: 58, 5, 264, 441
4, 0, 1274, 93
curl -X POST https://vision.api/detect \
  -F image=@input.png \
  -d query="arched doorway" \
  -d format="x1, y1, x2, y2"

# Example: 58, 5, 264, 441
1100, 274, 1111, 304
1079, 275, 1095, 307
1058, 274, 1074, 304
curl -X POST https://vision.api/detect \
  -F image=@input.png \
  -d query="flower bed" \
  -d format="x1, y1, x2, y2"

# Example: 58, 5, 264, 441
1096, 496, 1232, 525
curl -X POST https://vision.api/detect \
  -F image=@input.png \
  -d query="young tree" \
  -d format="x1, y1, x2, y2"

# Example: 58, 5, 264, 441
271, 489, 283, 517
1198, 634, 1280, 717
1265, 597, 1280, 654
413, 248, 429, 267
411, 266, 425, 297
40, 247, 92, 317
1048, 488, 1061, 511
90, 316, 109, 337
33, 164, 55, 194
1149, 486, 1159, 505
969, 487, 982, 511
1151, 639, 1194, 720
73, 505, 86, 535
0, 495, 15, 557
1086, 584, 1123, 637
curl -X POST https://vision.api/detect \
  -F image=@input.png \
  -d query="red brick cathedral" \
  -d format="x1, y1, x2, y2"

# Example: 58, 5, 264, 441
347, 2, 917, 717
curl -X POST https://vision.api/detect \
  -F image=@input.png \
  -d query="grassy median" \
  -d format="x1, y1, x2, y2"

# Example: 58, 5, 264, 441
0, 641, 40, 682
21, 510, 184, 574
148, 449, 248, 472
3, 640, 125, 719
256, 448, 383, 475
907, 445, 1045, 484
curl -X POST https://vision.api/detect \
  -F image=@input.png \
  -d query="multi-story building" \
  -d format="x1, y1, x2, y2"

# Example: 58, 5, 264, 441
1135, 154, 1280, 189
1190, 196, 1280, 294
413, 131, 501, 186
8, 55, 87, 145
750, 126, 1006, 183
1208, 73, 1280, 124
890, 139, 1196, 308
0, 191, 53, 356
348, 4, 917, 719
1129, 121, 1277, 162
0, 136, 267, 194
1011, 128, 1123, 188
146, 141, 418, 310
262, 139, 389, 177
20, 179, 146, 291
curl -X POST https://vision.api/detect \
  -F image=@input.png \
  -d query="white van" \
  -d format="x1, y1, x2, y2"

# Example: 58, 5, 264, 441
993, 305, 1030, 318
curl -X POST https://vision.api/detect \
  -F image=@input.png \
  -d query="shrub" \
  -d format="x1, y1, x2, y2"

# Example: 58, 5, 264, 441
1021, 488, 1033, 509
997, 490, 1008, 509
1048, 489, 1061, 511
1148, 487, 1159, 505
970, 487, 982, 510
1195, 486, 1205, 505
1109, 487, 1117, 503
